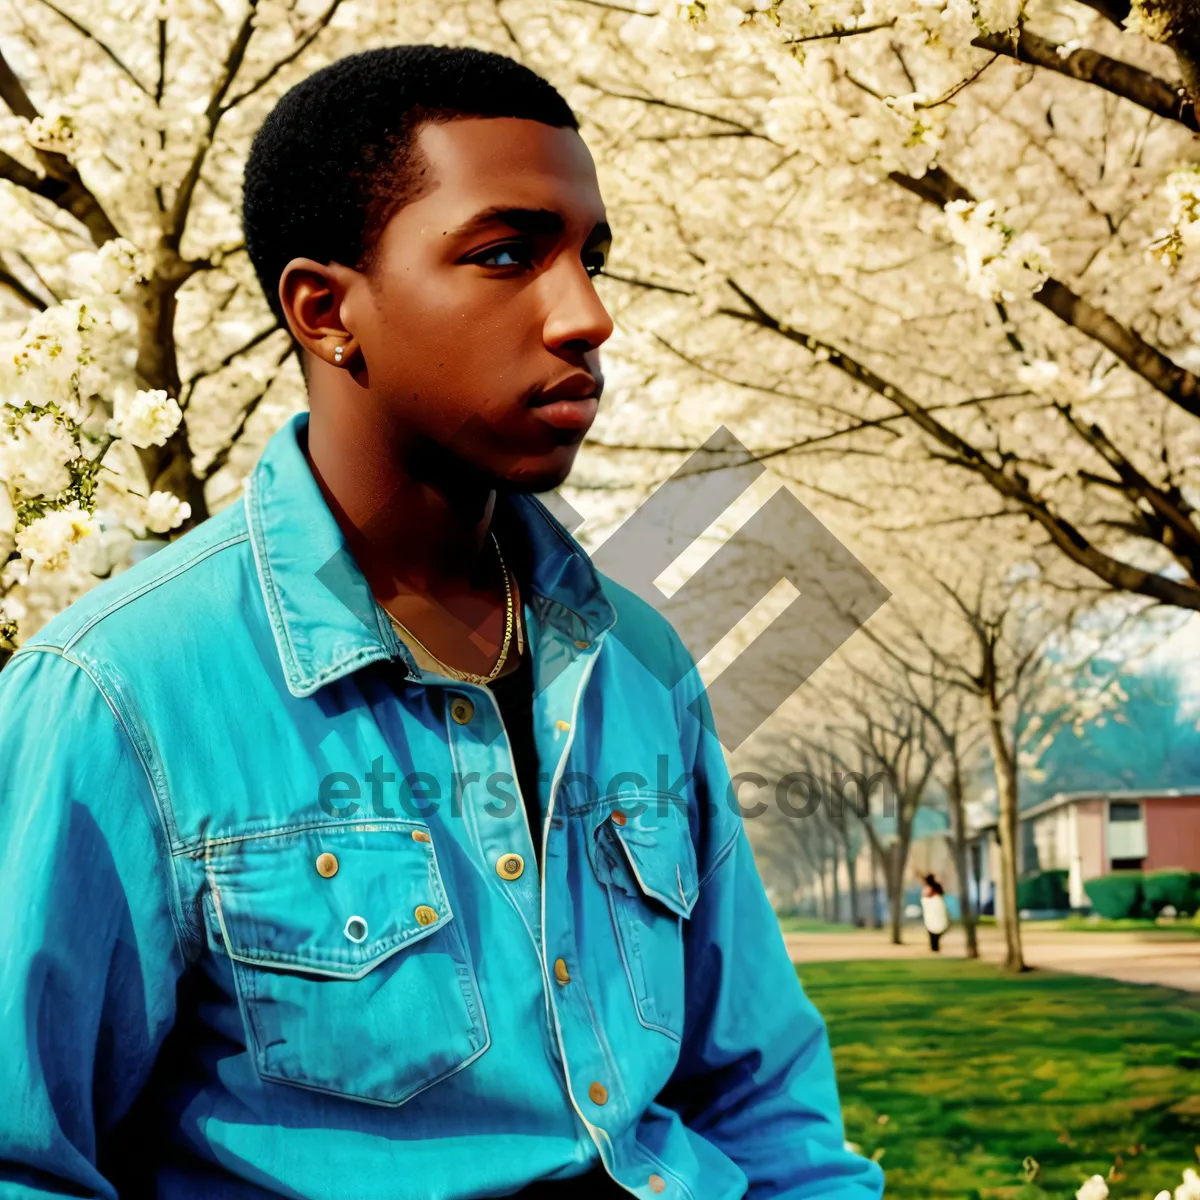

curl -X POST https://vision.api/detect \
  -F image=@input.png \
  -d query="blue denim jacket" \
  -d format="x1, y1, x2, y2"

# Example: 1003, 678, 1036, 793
0, 412, 884, 1199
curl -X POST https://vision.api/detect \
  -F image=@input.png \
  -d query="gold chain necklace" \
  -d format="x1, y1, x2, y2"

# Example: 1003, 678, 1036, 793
386, 532, 517, 686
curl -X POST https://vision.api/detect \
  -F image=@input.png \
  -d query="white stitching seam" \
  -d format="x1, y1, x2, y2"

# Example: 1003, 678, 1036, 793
60, 530, 249, 655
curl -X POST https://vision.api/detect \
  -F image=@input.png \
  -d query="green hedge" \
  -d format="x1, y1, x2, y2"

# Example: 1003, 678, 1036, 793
1017, 869, 1070, 911
1143, 869, 1200, 916
1084, 872, 1144, 919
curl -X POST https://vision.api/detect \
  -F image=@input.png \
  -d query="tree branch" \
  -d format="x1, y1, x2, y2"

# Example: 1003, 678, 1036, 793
576, 77, 772, 140
783, 20, 897, 44
164, 1, 261, 246
972, 26, 1197, 131
1073, 0, 1131, 28
178, 319, 281, 411
714, 276, 1200, 611
1055, 400, 1200, 576
199, 343, 295, 481
890, 166, 1200, 420
31, 0, 152, 97
0, 52, 122, 245
0, 259, 49, 310
221, 0, 348, 111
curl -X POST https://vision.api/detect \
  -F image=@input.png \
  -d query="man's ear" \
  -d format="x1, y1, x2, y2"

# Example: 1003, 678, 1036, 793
277, 256, 356, 368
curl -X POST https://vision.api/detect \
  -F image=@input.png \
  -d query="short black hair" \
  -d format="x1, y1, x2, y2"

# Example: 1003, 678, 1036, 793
241, 43, 579, 377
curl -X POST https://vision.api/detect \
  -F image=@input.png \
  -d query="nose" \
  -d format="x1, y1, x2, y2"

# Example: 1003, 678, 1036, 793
542, 256, 614, 356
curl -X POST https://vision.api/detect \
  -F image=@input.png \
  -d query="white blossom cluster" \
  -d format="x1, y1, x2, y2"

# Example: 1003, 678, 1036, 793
0, 237, 189, 643
1121, 0, 1180, 43
1149, 163, 1200, 270
1077, 1166, 1200, 1200
942, 199, 1055, 302
108, 386, 185, 450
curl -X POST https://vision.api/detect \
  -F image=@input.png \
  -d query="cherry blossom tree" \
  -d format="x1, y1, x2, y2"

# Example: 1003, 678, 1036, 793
0, 0, 412, 660
555, 0, 1200, 616
3, 0, 1199, 717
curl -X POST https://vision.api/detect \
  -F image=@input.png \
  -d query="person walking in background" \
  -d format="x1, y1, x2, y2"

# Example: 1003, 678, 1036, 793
921, 873, 950, 952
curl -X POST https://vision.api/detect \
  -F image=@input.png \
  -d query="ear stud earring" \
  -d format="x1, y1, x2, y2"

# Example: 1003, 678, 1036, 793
333, 345, 345, 364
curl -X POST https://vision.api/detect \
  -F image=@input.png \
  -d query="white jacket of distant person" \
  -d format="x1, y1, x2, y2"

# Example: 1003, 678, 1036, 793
921, 890, 949, 936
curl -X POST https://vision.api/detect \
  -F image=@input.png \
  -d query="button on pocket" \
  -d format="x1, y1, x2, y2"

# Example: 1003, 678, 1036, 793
206, 819, 489, 1106
588, 793, 699, 1040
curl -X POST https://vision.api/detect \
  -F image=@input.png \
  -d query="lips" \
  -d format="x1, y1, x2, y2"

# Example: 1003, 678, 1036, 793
528, 371, 602, 433
529, 371, 602, 406
528, 394, 599, 431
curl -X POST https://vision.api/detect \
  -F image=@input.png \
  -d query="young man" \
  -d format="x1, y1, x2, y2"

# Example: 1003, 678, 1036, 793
0, 44, 884, 1199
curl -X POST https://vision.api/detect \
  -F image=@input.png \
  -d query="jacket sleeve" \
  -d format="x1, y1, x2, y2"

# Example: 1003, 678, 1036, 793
0, 647, 185, 1197
659, 662, 885, 1199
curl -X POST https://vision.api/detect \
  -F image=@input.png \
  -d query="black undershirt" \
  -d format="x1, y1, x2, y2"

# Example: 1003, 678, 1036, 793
486, 641, 543, 871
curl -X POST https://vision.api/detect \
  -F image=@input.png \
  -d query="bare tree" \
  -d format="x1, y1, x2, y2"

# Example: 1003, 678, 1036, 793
847, 652, 986, 958
799, 682, 939, 944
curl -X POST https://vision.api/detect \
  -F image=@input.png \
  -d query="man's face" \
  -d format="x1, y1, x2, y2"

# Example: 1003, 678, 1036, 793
333, 116, 614, 493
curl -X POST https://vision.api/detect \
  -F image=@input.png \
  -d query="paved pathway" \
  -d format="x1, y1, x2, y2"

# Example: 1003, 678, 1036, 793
784, 925, 1200, 991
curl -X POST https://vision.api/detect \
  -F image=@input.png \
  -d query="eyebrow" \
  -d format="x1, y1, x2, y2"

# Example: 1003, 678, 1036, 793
447, 205, 612, 247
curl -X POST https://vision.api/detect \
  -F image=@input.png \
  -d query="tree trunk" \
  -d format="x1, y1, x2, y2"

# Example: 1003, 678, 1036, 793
815, 862, 828, 922
886, 845, 905, 945
947, 756, 979, 958
830, 853, 841, 923
134, 246, 211, 529
845, 841, 860, 925
869, 840, 883, 928
1161, 0, 1200, 102
986, 694, 1027, 971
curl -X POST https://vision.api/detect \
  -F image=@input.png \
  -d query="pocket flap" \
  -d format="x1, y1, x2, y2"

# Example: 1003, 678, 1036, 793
206, 820, 452, 979
594, 792, 699, 919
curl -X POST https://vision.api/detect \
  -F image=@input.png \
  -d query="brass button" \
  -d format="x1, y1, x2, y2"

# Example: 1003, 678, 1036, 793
315, 852, 338, 878
414, 905, 439, 926
496, 853, 524, 881
555, 719, 571, 731
553, 957, 571, 984
588, 1081, 608, 1105
649, 1174, 666, 1194
611, 810, 626, 827
450, 696, 474, 725
574, 639, 590, 649
412, 829, 431, 843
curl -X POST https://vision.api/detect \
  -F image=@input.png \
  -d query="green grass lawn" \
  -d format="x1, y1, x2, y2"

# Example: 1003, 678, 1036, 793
1055, 915, 1200, 936
973, 914, 1200, 936
777, 915, 871, 933
799, 959, 1200, 1199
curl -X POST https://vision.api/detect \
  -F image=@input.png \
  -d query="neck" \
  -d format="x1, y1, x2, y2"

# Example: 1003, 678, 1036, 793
302, 402, 498, 601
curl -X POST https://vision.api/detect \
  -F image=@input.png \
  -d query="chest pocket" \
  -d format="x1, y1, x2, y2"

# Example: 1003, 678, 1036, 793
205, 819, 488, 1106
588, 791, 700, 1040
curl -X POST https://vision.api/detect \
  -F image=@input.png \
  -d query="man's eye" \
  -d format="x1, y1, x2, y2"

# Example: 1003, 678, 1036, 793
473, 242, 606, 277
474, 242, 534, 269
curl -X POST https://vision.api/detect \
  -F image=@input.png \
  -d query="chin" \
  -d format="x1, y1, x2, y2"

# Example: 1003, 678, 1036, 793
496, 447, 580, 494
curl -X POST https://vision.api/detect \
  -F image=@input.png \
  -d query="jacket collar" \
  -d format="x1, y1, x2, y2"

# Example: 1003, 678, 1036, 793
245, 411, 616, 698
